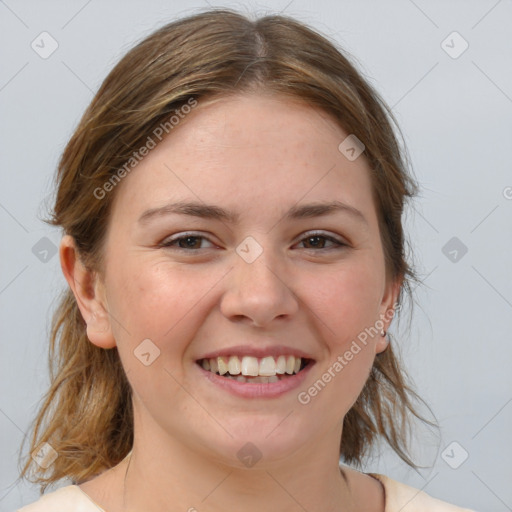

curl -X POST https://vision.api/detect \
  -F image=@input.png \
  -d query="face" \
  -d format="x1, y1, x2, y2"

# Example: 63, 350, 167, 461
69, 92, 398, 467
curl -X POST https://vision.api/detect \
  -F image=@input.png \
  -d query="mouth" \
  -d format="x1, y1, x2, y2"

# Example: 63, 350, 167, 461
196, 355, 314, 383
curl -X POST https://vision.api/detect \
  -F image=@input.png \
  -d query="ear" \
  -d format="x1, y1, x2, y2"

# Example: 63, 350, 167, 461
59, 235, 116, 349
375, 274, 402, 354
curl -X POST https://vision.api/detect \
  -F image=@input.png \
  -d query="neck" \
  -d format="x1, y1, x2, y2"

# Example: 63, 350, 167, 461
118, 423, 356, 512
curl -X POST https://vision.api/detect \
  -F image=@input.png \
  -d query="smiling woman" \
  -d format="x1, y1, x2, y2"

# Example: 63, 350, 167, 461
18, 8, 475, 512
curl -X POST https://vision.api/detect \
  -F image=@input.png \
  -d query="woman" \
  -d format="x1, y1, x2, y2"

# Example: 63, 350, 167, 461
18, 9, 476, 511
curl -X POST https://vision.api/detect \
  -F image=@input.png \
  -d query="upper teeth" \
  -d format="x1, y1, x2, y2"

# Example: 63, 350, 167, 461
201, 355, 302, 377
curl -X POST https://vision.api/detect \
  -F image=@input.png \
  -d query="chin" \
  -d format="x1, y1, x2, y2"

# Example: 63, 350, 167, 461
195, 415, 310, 469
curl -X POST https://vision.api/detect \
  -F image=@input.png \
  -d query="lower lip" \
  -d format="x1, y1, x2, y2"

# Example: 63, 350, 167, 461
197, 362, 314, 399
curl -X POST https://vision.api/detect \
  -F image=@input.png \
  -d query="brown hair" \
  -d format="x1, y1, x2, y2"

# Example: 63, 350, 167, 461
21, 8, 435, 491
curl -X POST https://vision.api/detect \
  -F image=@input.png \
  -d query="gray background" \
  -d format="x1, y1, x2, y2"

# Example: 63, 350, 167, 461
1, 1, 511, 510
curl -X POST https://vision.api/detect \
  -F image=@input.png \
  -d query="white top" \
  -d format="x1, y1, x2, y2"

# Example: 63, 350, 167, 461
16, 473, 477, 511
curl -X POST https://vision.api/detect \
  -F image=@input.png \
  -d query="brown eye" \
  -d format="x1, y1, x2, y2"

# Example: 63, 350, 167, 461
177, 236, 203, 249
160, 233, 214, 250
299, 234, 345, 250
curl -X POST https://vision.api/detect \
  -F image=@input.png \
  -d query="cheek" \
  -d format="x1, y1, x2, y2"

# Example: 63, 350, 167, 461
105, 259, 221, 360
307, 258, 384, 345
297, 258, 383, 411
104, 261, 224, 412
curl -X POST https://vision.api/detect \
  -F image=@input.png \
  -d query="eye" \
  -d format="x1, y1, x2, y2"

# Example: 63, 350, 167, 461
296, 232, 347, 250
159, 233, 215, 250
159, 231, 347, 252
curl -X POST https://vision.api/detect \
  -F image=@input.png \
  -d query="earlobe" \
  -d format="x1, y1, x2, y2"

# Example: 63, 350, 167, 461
375, 276, 402, 354
59, 235, 116, 349
375, 330, 390, 354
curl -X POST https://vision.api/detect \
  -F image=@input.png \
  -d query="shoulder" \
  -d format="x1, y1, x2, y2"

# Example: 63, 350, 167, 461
369, 473, 477, 512
16, 485, 105, 512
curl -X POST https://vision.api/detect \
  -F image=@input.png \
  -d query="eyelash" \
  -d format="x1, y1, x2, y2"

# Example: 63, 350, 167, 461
159, 231, 347, 252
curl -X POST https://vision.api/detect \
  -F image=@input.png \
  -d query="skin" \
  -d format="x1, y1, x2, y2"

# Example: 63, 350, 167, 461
61, 92, 400, 512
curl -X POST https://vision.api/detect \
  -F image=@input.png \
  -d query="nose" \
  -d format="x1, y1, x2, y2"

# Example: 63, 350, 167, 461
220, 248, 299, 328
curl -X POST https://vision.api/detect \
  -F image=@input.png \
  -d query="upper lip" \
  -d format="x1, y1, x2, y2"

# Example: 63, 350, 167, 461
196, 344, 315, 361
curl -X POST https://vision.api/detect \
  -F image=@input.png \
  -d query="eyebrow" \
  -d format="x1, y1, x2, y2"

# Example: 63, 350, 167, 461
137, 200, 368, 225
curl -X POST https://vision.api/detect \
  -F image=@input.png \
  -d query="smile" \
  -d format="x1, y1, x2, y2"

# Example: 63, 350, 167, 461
197, 355, 312, 383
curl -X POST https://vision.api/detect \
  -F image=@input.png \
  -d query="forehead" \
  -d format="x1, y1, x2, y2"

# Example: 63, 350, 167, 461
109, 93, 376, 228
